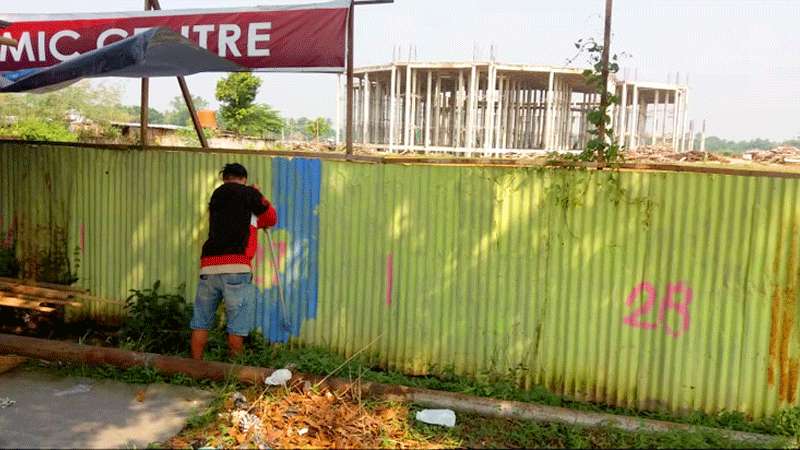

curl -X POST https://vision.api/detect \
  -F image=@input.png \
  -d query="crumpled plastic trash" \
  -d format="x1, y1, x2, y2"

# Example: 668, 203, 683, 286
231, 391, 248, 410
53, 383, 92, 397
0, 397, 15, 408
264, 368, 292, 386
232, 409, 263, 435
415, 409, 456, 427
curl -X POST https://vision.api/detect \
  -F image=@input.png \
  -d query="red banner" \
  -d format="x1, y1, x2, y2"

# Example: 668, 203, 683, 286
0, 1, 350, 73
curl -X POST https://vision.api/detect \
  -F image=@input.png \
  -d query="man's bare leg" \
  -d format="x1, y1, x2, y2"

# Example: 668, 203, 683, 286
191, 329, 209, 360
228, 334, 245, 357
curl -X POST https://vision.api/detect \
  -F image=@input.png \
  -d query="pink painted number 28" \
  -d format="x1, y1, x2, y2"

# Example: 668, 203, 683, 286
623, 282, 693, 338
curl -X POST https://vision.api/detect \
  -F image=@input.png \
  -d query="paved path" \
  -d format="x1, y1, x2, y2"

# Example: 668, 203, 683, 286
0, 368, 214, 448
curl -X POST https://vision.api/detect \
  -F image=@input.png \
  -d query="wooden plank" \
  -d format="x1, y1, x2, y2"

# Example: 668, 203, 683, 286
0, 296, 57, 313
0, 285, 73, 301
0, 292, 81, 307
0, 277, 88, 294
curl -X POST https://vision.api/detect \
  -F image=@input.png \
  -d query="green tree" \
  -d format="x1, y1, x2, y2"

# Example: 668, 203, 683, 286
305, 117, 333, 141
215, 73, 283, 136
0, 117, 76, 142
163, 95, 209, 126
119, 105, 166, 124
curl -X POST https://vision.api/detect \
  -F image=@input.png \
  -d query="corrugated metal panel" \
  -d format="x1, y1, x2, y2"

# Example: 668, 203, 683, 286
304, 161, 800, 418
3, 142, 800, 418
0, 143, 277, 319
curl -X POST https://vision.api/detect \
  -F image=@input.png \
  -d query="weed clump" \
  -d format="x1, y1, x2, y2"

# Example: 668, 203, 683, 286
119, 281, 192, 354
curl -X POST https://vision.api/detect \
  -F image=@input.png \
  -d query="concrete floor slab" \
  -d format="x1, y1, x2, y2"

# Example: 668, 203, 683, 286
0, 368, 214, 449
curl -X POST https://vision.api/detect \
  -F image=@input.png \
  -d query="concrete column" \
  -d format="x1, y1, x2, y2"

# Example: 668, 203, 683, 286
700, 120, 707, 152
617, 83, 627, 148
494, 76, 505, 152
362, 72, 370, 145
433, 75, 441, 147
652, 90, 660, 146
483, 64, 497, 153
456, 70, 465, 147
389, 65, 397, 151
681, 89, 690, 152
660, 91, 668, 146
544, 71, 555, 151
629, 85, 639, 150
466, 64, 478, 153
335, 74, 342, 146
424, 71, 432, 149
403, 65, 412, 147
672, 90, 681, 151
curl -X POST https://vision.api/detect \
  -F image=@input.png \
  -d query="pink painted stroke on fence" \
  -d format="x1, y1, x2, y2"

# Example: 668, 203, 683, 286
385, 253, 394, 306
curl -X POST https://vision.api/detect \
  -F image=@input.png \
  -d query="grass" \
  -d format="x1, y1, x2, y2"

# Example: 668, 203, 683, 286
409, 412, 776, 449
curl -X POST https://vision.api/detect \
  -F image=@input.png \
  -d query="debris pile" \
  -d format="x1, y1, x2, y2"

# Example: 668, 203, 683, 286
624, 146, 730, 164
170, 384, 454, 449
744, 146, 800, 164
0, 277, 84, 314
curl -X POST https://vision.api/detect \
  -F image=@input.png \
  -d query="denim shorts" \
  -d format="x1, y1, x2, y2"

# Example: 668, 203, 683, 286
190, 273, 256, 336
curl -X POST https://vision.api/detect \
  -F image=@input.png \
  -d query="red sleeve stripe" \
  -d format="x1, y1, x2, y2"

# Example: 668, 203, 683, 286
257, 205, 278, 229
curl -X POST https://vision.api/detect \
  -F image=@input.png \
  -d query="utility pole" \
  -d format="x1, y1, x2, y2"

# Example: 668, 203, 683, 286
597, 0, 613, 165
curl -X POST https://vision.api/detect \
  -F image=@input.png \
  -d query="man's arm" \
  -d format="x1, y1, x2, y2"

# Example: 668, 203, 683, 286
248, 186, 278, 229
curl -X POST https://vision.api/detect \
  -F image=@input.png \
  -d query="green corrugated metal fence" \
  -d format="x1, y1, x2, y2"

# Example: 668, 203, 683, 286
2, 141, 800, 418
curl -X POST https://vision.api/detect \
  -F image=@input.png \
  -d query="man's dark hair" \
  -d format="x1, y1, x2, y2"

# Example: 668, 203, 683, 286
220, 163, 248, 180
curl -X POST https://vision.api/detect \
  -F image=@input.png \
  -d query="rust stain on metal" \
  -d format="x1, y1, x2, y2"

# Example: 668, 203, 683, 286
768, 220, 799, 403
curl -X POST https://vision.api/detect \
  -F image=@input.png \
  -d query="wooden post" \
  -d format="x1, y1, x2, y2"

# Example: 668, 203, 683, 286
345, 3, 354, 155
148, 0, 207, 148
140, 0, 152, 147
596, 0, 613, 162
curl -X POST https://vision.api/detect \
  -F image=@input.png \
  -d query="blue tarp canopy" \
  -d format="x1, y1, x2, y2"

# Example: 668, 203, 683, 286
0, 28, 242, 93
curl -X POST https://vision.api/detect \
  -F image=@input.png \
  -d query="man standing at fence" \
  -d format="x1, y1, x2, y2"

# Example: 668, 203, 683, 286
190, 163, 277, 359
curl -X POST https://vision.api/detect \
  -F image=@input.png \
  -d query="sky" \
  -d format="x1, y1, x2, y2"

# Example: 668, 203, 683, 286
5, 0, 800, 141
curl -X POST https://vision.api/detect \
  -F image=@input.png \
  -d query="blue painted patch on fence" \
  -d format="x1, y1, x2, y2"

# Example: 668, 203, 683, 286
254, 157, 321, 342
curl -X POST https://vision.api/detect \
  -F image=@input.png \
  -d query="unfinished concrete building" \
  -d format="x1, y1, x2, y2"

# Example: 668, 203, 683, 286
340, 61, 694, 155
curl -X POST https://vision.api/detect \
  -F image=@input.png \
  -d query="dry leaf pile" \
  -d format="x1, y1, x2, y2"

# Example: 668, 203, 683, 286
172, 384, 454, 449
